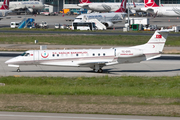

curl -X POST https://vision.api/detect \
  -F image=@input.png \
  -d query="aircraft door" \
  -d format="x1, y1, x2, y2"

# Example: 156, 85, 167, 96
114, 49, 116, 56
33, 51, 39, 65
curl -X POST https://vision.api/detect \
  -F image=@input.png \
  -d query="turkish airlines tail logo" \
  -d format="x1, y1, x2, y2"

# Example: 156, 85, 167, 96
144, 0, 159, 7
80, 0, 91, 3
115, 0, 127, 13
0, 0, 9, 10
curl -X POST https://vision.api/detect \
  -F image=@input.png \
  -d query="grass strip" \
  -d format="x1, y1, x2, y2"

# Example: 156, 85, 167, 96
0, 34, 180, 46
0, 76, 180, 98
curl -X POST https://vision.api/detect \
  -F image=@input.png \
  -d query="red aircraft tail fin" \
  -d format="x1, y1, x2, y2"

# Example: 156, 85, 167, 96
133, 2, 136, 8
115, 0, 127, 12
80, 0, 91, 3
144, 0, 159, 7
0, 0, 9, 10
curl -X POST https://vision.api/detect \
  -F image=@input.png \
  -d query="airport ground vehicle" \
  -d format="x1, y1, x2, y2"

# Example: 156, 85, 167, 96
125, 17, 149, 28
72, 22, 96, 31
10, 22, 20, 28
54, 23, 61, 29
39, 21, 48, 29
60, 9, 70, 14
35, 21, 48, 29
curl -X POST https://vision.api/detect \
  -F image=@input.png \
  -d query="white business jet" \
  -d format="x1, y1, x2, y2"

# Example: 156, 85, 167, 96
5, 30, 170, 73
141, 0, 180, 17
74, 0, 127, 28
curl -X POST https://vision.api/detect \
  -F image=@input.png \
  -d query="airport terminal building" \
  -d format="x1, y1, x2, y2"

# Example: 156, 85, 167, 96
0, 0, 180, 12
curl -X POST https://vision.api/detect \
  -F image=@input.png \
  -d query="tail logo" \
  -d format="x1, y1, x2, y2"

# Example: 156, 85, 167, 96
102, 4, 111, 11
144, 0, 156, 7
120, 0, 127, 12
156, 34, 162, 38
81, 0, 90, 3
41, 51, 49, 58
1, 0, 9, 10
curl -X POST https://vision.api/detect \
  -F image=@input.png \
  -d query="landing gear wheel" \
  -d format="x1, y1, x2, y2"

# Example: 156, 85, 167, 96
98, 69, 103, 73
17, 68, 20, 72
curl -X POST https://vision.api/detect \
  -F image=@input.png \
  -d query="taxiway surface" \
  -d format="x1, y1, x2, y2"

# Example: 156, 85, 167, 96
0, 112, 179, 120
0, 15, 180, 29
1, 54, 180, 77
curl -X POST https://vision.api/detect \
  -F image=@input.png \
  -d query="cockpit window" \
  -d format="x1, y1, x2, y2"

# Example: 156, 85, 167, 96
21, 52, 26, 56
25, 53, 30, 56
21, 52, 30, 56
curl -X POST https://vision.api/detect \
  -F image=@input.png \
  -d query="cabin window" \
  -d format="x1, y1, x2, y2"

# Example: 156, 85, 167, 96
103, 53, 105, 56
52, 54, 55, 57
57, 54, 59, 57
98, 53, 100, 56
93, 53, 95, 56
76, 54, 78, 56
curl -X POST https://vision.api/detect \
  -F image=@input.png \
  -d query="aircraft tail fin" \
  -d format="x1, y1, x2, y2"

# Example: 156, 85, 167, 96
145, 30, 169, 53
144, 0, 159, 7
0, 0, 9, 10
131, 30, 172, 60
115, 0, 127, 12
80, 0, 91, 3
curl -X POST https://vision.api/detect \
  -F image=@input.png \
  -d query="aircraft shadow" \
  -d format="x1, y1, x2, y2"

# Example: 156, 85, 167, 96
11, 68, 180, 74
102, 68, 180, 73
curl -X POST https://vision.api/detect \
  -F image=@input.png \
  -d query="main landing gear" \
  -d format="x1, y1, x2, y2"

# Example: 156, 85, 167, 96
94, 68, 103, 73
17, 67, 21, 72
93, 64, 103, 73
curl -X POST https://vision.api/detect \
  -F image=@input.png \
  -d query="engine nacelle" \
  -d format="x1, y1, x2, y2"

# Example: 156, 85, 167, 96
116, 48, 143, 58
103, 22, 113, 28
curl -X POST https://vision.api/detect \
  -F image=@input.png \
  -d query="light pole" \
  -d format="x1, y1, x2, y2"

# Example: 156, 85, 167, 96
58, 0, 59, 13
127, 0, 130, 31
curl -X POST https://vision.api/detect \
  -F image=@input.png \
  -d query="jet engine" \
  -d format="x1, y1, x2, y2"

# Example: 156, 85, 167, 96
103, 21, 113, 28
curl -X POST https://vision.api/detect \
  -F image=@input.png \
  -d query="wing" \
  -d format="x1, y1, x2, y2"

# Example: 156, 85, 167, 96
79, 61, 118, 67
40, 61, 115, 67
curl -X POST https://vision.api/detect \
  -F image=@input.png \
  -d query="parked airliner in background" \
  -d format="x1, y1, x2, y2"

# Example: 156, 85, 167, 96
0, 0, 12, 20
78, 0, 144, 12
5, 29, 171, 73
0, 1, 44, 14
141, 0, 180, 16
74, 0, 127, 28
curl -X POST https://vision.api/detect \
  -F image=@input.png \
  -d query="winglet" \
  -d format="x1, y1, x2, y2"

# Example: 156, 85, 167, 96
80, 0, 91, 3
0, 0, 9, 10
144, 0, 159, 7
115, 0, 127, 12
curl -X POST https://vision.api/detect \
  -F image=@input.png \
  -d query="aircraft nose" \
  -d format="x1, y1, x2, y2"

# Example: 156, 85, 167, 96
5, 59, 11, 64
5, 57, 17, 64
78, 4, 84, 7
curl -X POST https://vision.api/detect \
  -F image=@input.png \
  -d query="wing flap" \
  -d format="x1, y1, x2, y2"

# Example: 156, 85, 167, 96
79, 61, 108, 66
